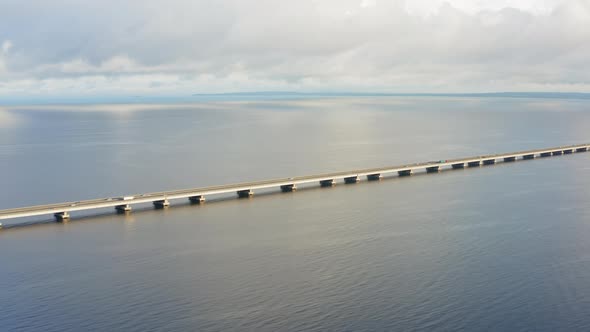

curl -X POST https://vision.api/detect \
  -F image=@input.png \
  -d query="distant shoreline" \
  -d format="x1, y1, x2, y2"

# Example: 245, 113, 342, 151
191, 91, 590, 99
3, 91, 590, 106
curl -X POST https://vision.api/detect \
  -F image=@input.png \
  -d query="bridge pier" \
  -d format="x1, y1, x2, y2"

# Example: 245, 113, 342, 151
367, 174, 382, 181
54, 212, 70, 222
189, 195, 205, 204
280, 184, 297, 192
3, 144, 590, 224
153, 199, 170, 209
116, 205, 131, 213
398, 169, 412, 177
426, 166, 440, 173
320, 179, 335, 187
344, 176, 360, 184
504, 156, 516, 162
237, 189, 253, 198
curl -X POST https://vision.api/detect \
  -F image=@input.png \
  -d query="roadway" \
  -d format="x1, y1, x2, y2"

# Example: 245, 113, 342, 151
0, 143, 588, 222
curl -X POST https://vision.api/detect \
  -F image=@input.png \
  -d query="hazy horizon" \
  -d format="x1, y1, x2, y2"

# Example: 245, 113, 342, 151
3, 91, 590, 106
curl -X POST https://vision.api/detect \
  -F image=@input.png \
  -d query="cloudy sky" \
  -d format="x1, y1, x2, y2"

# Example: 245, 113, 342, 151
0, 0, 589, 99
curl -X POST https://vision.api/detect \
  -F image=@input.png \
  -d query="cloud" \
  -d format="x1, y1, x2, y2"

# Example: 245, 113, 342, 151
0, 0, 589, 98
2, 40, 12, 53
406, 0, 564, 16
0, 40, 13, 73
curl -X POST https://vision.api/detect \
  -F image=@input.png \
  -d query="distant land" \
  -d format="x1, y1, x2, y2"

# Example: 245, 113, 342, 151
191, 91, 590, 100
3, 92, 590, 106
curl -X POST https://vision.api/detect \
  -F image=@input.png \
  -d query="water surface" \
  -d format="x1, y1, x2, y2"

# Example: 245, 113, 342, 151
1, 96, 590, 331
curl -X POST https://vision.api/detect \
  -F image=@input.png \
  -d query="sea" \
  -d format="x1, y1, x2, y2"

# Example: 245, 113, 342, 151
1, 95, 590, 331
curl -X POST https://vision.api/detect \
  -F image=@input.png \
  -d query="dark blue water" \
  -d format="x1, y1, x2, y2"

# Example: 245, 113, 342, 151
1, 97, 590, 331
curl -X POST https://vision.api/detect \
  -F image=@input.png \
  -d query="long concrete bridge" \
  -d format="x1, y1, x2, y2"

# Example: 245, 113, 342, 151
0, 144, 588, 225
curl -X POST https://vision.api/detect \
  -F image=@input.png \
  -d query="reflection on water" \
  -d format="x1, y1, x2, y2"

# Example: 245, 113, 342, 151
2, 97, 590, 211
1, 96, 590, 331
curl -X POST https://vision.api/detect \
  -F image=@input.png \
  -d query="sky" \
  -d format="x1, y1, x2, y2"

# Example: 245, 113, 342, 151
0, 0, 589, 100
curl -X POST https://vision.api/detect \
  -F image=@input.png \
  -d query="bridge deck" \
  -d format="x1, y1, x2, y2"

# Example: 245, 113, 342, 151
1, 144, 588, 222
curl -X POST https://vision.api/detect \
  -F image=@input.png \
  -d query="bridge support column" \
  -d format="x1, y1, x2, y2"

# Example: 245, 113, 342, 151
452, 163, 465, 169
367, 174, 382, 181
54, 212, 70, 222
189, 195, 205, 204
280, 184, 297, 192
523, 154, 535, 160
540, 152, 551, 157
153, 199, 170, 209
468, 161, 481, 167
426, 166, 440, 173
320, 179, 335, 187
116, 205, 131, 213
576, 147, 588, 152
482, 159, 495, 165
503, 156, 516, 162
552, 151, 563, 156
398, 169, 412, 177
564, 149, 573, 154
237, 190, 253, 198
344, 176, 359, 184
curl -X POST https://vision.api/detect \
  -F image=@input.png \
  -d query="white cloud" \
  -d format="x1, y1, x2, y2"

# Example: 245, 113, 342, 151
360, 0, 377, 8
54, 55, 141, 74
2, 40, 12, 53
406, 0, 563, 16
0, 40, 13, 73
0, 0, 589, 97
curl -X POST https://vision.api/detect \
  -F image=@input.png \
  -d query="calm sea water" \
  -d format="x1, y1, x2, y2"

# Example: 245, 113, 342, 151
1, 96, 590, 331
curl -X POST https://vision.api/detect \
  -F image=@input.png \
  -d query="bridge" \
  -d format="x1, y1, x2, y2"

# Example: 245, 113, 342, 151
0, 144, 588, 224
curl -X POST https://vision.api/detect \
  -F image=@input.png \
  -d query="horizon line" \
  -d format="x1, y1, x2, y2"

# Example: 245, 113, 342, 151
3, 91, 590, 106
